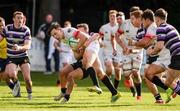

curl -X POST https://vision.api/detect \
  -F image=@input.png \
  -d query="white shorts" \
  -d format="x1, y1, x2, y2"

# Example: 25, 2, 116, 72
103, 50, 122, 63
122, 50, 143, 74
152, 54, 170, 69
86, 40, 100, 55
60, 52, 76, 64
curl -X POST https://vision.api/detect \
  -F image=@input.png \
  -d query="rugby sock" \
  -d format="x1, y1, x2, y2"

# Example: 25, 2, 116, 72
135, 83, 141, 96
101, 75, 117, 96
152, 76, 168, 90
174, 81, 180, 95
87, 67, 100, 88
64, 94, 70, 101
130, 87, 136, 97
26, 80, 32, 94
154, 93, 163, 100
61, 88, 67, 94
114, 79, 120, 89
6, 81, 14, 90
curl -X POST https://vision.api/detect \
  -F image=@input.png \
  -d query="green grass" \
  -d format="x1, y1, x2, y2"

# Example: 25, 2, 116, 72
0, 72, 179, 111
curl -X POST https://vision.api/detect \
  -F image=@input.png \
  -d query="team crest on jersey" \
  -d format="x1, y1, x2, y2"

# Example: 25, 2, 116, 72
67, 28, 72, 33
105, 31, 108, 34
126, 30, 129, 33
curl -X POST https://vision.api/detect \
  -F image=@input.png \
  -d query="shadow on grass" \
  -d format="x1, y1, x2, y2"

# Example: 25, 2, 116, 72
13, 101, 133, 108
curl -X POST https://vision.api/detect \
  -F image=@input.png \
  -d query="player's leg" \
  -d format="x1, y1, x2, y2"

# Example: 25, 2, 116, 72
82, 49, 100, 89
112, 55, 122, 90
122, 56, 136, 97
163, 68, 180, 103
5, 62, 20, 97
131, 70, 142, 100
143, 72, 164, 103
94, 57, 121, 102
145, 64, 168, 90
62, 68, 84, 103
54, 62, 77, 101
103, 52, 114, 77
0, 59, 14, 90
20, 62, 32, 100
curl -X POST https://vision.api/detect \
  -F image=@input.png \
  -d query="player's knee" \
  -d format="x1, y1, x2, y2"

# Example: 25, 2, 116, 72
145, 70, 152, 80
6, 71, 16, 78
60, 70, 67, 77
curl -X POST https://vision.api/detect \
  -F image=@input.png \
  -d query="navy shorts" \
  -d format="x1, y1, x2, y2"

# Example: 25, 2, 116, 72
0, 58, 7, 72
169, 55, 180, 70
7, 56, 30, 66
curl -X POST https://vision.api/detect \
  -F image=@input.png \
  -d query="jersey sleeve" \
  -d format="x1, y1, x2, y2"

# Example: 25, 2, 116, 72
117, 22, 125, 35
24, 27, 31, 40
156, 27, 166, 41
99, 26, 104, 36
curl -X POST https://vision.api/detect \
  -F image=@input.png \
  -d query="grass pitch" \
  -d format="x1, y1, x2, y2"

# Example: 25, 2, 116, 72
0, 72, 179, 111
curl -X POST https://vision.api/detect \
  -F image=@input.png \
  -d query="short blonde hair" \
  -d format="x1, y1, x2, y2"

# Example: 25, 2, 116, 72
109, 10, 118, 15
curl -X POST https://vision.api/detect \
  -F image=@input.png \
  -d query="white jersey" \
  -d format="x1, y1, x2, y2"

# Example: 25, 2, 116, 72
120, 19, 138, 46
145, 22, 157, 41
99, 23, 119, 51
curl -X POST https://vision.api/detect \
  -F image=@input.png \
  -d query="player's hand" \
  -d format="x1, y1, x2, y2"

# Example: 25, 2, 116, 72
128, 39, 135, 46
123, 48, 131, 55
13, 44, 22, 51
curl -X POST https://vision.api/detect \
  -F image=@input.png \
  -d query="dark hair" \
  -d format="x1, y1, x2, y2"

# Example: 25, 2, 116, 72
116, 11, 124, 17
130, 10, 143, 18
13, 11, 23, 18
47, 22, 61, 36
130, 6, 140, 13
142, 9, 154, 21
155, 8, 168, 20
76, 23, 89, 33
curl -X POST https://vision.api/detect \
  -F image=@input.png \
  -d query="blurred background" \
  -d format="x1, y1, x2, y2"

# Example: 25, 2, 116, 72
0, 0, 180, 36
1, 0, 180, 72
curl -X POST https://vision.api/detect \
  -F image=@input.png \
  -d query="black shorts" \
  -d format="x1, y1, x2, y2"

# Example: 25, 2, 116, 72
146, 55, 159, 64
0, 58, 7, 72
70, 60, 89, 79
169, 55, 180, 70
7, 56, 30, 66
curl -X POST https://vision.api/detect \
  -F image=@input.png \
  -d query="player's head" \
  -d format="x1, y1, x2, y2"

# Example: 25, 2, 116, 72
76, 23, 89, 33
45, 14, 53, 24
47, 22, 62, 40
130, 10, 143, 27
0, 17, 5, 33
130, 6, 140, 14
155, 8, 168, 26
13, 11, 24, 28
116, 11, 125, 25
108, 10, 118, 23
142, 9, 155, 28
64, 21, 71, 28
